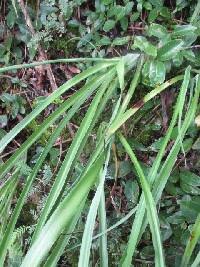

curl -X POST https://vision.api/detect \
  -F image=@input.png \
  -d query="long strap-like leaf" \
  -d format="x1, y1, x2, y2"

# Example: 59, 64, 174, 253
191, 248, 200, 267
43, 201, 85, 267
181, 214, 200, 267
119, 133, 165, 267
78, 147, 111, 267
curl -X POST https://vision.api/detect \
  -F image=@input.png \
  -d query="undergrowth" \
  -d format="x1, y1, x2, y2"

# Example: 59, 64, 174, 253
1, 1, 200, 267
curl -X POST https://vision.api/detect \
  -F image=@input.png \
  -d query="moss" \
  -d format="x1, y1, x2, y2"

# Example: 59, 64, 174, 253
50, 35, 77, 57
135, 130, 152, 145
27, 119, 51, 145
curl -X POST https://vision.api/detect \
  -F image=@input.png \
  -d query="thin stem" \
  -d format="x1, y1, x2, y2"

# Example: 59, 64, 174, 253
0, 58, 119, 73
117, 55, 144, 116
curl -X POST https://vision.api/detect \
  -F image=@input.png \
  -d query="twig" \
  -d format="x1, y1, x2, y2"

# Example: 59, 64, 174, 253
180, 45, 200, 50
0, 58, 118, 74
17, 0, 57, 91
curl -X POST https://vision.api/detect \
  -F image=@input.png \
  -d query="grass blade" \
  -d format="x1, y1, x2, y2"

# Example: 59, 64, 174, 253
78, 147, 111, 267
0, 170, 18, 240
43, 201, 85, 267
77, 84, 123, 267
181, 214, 200, 267
119, 133, 165, 267
0, 173, 18, 198
191, 249, 200, 267
117, 55, 144, 116
98, 189, 108, 267
74, 58, 141, 182
148, 67, 191, 186
178, 67, 191, 159
116, 57, 125, 91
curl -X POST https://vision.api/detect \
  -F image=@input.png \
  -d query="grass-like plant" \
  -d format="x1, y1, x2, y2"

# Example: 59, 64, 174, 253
0, 52, 200, 267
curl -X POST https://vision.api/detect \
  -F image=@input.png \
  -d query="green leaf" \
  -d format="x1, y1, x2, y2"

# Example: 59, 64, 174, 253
142, 60, 166, 86
78, 149, 110, 267
103, 20, 116, 32
173, 52, 183, 67
180, 199, 200, 215
130, 12, 140, 22
143, 2, 152, 10
124, 180, 139, 203
192, 250, 200, 267
180, 182, 200, 195
148, 9, 158, 22
112, 36, 130, 46
183, 50, 196, 64
149, 0, 163, 7
102, 0, 113, 5
193, 137, 200, 149
132, 36, 157, 57
147, 23, 168, 39
160, 7, 171, 18
1, 92, 14, 102
157, 40, 184, 61
107, 5, 124, 20
98, 36, 111, 45
124, 2, 134, 14
180, 170, 200, 187
119, 133, 165, 267
172, 25, 197, 37
190, 0, 200, 23
181, 214, 200, 267
120, 17, 128, 31
6, 9, 16, 29
116, 58, 125, 90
